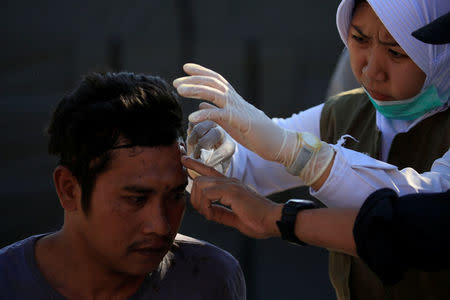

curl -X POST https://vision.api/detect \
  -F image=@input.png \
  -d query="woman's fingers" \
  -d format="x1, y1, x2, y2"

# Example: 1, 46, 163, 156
177, 84, 227, 108
189, 108, 223, 124
199, 102, 217, 110
187, 121, 217, 149
197, 126, 224, 149
206, 134, 235, 167
182, 63, 229, 85
173, 75, 227, 93
195, 127, 224, 160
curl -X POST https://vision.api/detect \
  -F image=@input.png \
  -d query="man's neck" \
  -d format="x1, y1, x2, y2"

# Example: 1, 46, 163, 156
34, 230, 146, 300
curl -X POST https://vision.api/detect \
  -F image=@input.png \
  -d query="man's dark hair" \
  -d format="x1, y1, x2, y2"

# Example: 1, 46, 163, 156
47, 72, 183, 214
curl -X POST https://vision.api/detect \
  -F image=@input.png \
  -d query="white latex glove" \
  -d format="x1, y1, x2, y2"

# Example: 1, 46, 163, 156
174, 63, 297, 166
187, 120, 236, 177
174, 63, 334, 185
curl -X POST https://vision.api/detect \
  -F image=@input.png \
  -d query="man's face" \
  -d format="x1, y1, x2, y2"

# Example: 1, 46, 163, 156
75, 142, 187, 275
348, 3, 426, 101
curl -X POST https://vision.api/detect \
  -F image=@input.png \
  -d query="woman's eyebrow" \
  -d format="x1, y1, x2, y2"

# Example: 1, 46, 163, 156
350, 24, 369, 39
378, 40, 400, 47
351, 24, 399, 47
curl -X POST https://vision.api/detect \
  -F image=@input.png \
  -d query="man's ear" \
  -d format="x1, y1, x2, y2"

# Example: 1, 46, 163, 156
53, 166, 81, 211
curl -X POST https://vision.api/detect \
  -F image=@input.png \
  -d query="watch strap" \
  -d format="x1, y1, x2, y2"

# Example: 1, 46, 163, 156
276, 199, 318, 246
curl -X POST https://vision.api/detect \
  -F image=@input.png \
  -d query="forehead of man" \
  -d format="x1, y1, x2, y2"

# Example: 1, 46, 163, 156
104, 142, 187, 190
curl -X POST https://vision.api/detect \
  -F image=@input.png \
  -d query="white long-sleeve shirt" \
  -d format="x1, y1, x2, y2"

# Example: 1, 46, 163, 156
228, 103, 449, 208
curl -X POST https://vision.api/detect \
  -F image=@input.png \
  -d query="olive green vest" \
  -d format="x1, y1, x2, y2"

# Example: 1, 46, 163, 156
320, 88, 450, 300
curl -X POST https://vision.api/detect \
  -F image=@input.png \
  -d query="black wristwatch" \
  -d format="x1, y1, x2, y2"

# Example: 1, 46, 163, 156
276, 199, 318, 246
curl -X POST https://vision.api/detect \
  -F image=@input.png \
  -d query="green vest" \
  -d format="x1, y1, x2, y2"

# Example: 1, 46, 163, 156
320, 88, 450, 300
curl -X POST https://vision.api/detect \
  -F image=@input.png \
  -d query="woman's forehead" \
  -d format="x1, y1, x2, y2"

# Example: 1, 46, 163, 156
351, 3, 397, 43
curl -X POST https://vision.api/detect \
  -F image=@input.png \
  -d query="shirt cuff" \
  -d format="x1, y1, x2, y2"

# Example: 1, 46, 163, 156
310, 144, 397, 208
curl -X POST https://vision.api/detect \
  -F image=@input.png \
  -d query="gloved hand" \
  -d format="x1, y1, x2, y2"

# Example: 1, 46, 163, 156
174, 63, 334, 185
186, 120, 236, 178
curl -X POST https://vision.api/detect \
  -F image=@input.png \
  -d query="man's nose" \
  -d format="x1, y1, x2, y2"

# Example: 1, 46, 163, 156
141, 200, 171, 236
362, 46, 387, 82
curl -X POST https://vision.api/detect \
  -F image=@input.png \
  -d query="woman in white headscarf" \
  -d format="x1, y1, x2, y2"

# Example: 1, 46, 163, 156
175, 0, 449, 299
177, 0, 449, 208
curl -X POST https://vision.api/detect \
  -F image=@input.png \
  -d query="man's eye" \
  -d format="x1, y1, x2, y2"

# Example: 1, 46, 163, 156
352, 34, 366, 44
124, 195, 148, 206
388, 49, 406, 58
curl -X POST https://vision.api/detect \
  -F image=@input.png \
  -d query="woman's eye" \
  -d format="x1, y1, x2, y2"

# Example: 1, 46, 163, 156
352, 34, 366, 43
388, 49, 406, 58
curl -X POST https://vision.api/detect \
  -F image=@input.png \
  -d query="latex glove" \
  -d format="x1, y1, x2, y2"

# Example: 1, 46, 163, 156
174, 63, 334, 185
174, 63, 298, 167
186, 120, 236, 178
182, 155, 282, 239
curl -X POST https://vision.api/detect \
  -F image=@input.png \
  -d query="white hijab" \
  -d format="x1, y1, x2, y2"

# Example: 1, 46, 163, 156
336, 0, 450, 101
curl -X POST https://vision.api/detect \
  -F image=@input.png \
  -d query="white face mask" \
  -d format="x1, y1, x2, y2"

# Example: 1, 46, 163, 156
364, 85, 446, 120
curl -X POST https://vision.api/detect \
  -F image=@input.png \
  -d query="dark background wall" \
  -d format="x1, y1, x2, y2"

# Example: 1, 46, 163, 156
1, 0, 346, 299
